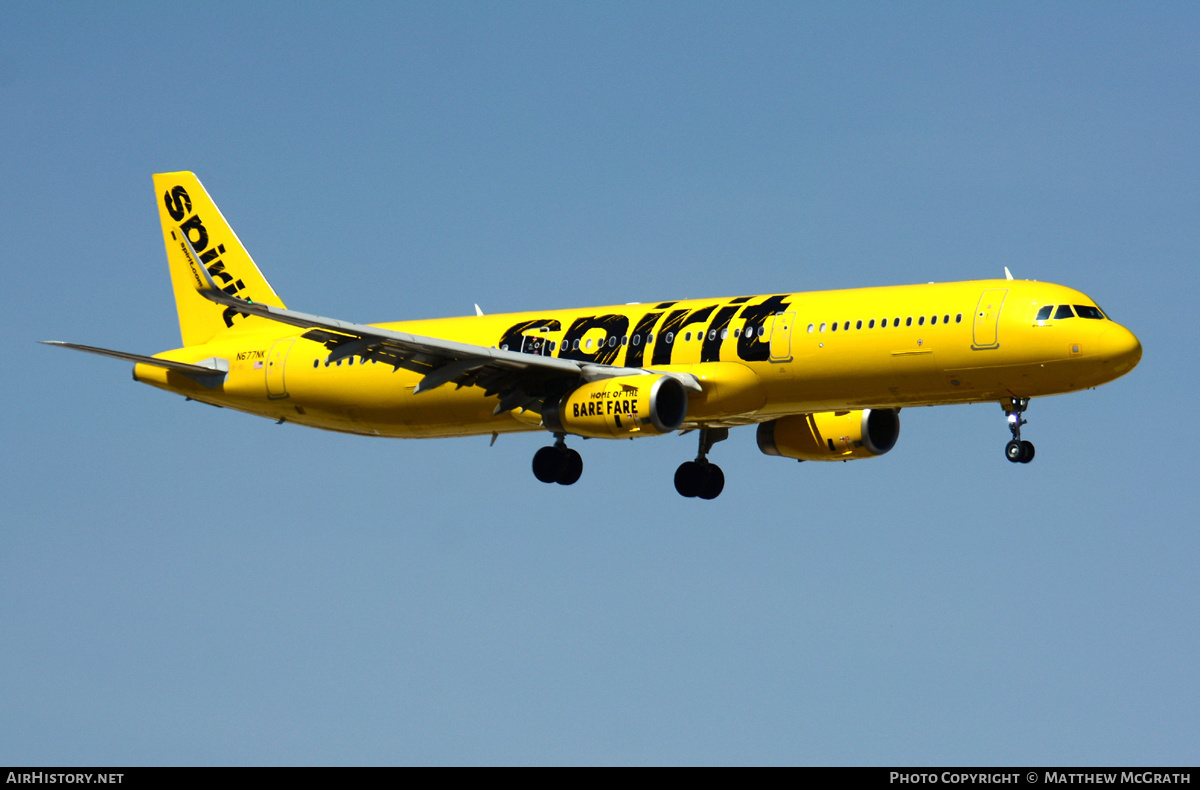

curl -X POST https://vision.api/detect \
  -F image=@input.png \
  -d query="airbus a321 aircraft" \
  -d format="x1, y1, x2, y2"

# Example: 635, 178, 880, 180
48, 172, 1142, 499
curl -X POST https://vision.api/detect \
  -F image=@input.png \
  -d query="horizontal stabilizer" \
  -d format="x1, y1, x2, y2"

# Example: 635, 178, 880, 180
42, 341, 228, 387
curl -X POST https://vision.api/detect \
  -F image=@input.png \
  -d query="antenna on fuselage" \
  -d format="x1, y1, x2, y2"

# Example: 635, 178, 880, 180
1004, 267, 1014, 280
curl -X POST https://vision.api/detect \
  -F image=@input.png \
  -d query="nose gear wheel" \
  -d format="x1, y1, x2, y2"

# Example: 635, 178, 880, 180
1002, 398, 1035, 464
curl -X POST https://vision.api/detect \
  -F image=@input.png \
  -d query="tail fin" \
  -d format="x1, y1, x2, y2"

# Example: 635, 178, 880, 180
155, 172, 286, 346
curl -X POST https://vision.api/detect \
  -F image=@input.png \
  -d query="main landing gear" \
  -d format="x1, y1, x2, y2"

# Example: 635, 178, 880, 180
674, 427, 728, 500
532, 433, 583, 486
1002, 397, 1036, 464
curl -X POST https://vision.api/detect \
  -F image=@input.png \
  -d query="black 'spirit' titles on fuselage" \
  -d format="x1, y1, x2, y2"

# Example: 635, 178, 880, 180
701, 304, 741, 363
560, 314, 631, 365
497, 319, 562, 356
624, 312, 663, 367
736, 295, 791, 361
495, 294, 793, 367
652, 305, 717, 365
650, 309, 692, 366
163, 186, 249, 327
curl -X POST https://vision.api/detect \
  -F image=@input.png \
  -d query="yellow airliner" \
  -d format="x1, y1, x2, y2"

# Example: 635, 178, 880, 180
48, 172, 1142, 499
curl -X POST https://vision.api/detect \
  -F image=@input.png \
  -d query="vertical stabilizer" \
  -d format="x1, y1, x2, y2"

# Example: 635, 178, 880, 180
154, 172, 286, 346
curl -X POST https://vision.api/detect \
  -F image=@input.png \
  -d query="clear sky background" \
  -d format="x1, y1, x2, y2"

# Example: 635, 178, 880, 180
2, 2, 1197, 766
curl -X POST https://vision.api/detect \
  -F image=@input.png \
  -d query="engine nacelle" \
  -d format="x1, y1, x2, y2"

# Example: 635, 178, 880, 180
757, 409, 900, 461
543, 375, 688, 439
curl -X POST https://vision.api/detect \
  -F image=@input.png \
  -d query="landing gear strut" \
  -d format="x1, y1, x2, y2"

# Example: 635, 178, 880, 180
532, 433, 583, 485
674, 427, 728, 499
1002, 398, 1035, 464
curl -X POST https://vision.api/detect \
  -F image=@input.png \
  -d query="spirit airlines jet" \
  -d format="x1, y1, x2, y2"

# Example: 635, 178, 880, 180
48, 173, 1142, 499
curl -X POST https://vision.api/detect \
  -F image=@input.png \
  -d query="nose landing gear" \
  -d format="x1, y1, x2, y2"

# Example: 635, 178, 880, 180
532, 433, 583, 485
674, 427, 728, 499
1002, 398, 1035, 464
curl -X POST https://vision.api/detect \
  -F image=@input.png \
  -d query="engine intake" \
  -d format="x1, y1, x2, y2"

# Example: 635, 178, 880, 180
757, 409, 900, 461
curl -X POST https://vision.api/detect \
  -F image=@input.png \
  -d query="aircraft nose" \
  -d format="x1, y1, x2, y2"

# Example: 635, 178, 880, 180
1098, 324, 1142, 375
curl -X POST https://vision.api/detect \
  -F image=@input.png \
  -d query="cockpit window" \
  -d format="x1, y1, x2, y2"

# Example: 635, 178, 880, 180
1035, 305, 1053, 321
1054, 305, 1075, 320
1074, 305, 1104, 319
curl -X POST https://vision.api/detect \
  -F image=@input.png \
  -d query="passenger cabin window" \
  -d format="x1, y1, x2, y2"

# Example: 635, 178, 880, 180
1074, 305, 1104, 319
1054, 305, 1075, 320
1036, 305, 1053, 321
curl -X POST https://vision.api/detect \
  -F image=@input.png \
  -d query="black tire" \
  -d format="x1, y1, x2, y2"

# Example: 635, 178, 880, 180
674, 461, 702, 497
698, 464, 725, 500
557, 448, 583, 485
1005, 440, 1024, 463
532, 446, 564, 483
1020, 440, 1035, 464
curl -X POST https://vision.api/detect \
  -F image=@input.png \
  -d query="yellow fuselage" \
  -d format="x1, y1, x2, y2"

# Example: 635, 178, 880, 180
135, 278, 1142, 438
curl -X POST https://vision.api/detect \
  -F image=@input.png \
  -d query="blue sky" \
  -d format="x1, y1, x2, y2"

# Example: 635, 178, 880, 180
2, 2, 1197, 765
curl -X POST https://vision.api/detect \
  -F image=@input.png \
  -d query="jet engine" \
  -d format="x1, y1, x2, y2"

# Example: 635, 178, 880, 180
756, 408, 900, 461
543, 375, 688, 439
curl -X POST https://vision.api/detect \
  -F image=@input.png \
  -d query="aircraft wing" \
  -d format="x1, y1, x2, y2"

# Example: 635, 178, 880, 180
223, 296, 591, 412
178, 236, 698, 413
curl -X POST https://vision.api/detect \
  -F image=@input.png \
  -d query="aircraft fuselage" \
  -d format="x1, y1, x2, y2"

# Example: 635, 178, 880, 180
135, 278, 1141, 438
